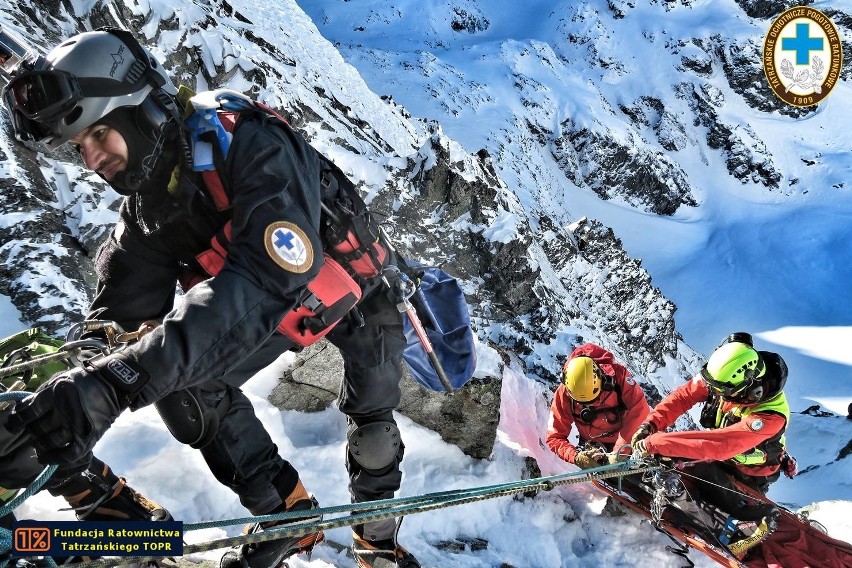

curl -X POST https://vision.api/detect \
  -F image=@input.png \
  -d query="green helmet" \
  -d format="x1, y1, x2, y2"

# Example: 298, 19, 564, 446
701, 341, 765, 401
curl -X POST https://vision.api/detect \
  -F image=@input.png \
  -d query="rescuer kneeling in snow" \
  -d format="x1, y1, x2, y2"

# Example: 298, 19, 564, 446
546, 343, 651, 470
631, 332, 797, 559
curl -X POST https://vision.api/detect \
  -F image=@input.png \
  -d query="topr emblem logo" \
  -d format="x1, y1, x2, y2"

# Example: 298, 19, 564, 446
749, 418, 764, 432
763, 6, 843, 107
264, 221, 314, 273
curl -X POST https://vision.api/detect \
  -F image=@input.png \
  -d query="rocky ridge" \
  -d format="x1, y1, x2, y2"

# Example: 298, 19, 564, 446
0, 0, 701, 456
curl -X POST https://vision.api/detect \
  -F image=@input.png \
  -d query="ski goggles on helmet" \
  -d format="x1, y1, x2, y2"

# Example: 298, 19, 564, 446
3, 69, 83, 142
700, 365, 753, 399
4, 69, 82, 119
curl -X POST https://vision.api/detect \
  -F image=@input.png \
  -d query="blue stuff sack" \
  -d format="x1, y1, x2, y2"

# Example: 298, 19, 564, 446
402, 266, 476, 391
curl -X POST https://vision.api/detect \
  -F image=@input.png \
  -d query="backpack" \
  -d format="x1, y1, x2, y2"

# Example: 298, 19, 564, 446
185, 88, 391, 281
400, 263, 477, 392
183, 90, 476, 389
316, 154, 390, 282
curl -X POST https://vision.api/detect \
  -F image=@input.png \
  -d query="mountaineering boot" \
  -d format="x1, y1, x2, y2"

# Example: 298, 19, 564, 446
352, 531, 421, 568
220, 481, 324, 568
722, 508, 780, 560
42, 460, 173, 567
48, 458, 172, 521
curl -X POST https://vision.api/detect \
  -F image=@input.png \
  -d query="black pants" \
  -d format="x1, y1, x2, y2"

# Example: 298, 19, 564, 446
185, 288, 406, 540
673, 462, 777, 532
727, 465, 780, 495
0, 417, 151, 520
0, 411, 44, 490
0, 410, 84, 499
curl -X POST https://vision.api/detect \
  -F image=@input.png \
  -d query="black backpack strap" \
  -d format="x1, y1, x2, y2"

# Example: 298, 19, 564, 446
610, 377, 626, 412
316, 153, 392, 281
300, 291, 361, 335
700, 391, 723, 429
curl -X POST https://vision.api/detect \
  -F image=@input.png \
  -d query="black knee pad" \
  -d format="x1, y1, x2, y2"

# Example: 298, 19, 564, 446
347, 421, 402, 473
155, 386, 232, 449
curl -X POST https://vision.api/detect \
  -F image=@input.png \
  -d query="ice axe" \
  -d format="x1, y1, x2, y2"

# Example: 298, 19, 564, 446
382, 266, 454, 393
319, 201, 454, 392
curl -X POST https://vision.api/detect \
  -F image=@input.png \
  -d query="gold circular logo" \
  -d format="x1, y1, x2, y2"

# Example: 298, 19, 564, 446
762, 6, 843, 107
264, 221, 314, 273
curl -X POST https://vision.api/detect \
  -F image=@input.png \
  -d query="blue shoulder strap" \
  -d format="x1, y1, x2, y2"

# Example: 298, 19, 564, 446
185, 89, 257, 171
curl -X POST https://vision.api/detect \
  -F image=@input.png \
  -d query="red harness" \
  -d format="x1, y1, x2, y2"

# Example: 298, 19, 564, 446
187, 110, 363, 347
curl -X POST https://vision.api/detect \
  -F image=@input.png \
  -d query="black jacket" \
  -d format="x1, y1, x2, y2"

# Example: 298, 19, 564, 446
88, 110, 323, 407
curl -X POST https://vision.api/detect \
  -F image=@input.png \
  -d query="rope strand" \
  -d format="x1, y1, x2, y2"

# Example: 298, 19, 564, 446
0, 350, 74, 379
0, 446, 658, 568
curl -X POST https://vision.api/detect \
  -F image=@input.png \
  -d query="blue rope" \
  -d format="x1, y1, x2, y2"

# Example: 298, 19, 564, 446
0, 391, 58, 568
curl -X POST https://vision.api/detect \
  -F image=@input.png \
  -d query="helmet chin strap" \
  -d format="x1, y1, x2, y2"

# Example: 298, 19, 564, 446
107, 129, 165, 194
107, 96, 181, 195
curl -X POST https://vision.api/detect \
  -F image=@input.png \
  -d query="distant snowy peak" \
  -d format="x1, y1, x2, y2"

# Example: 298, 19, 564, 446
304, 0, 852, 219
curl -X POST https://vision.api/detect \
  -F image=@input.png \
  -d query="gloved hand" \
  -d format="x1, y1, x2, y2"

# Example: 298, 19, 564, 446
630, 422, 656, 448
9, 361, 139, 474
574, 449, 606, 470
633, 439, 650, 457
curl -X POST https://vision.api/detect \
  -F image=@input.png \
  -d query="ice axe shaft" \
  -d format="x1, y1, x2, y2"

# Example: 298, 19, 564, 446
383, 269, 454, 393
319, 202, 454, 392
401, 296, 453, 393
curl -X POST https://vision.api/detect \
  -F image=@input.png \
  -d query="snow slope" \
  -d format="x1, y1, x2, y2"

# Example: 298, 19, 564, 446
4, 309, 851, 568
297, 0, 852, 415
3, 0, 852, 565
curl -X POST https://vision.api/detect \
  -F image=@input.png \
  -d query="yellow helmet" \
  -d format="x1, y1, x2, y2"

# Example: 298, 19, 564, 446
562, 356, 602, 402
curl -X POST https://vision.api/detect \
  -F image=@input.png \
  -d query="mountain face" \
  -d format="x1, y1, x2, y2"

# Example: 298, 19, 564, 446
9, 0, 819, 447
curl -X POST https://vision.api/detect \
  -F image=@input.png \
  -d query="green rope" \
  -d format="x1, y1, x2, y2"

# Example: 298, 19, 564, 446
60, 461, 659, 568
0, 462, 58, 518
0, 391, 58, 568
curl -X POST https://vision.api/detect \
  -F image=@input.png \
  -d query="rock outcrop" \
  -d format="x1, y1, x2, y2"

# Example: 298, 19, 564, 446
1, 0, 704, 459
